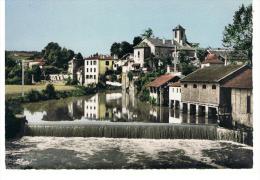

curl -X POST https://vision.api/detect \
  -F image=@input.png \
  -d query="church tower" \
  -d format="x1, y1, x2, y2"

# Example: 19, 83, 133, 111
173, 25, 186, 45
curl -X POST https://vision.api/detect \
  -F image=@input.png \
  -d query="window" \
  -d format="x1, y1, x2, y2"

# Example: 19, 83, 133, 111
172, 88, 174, 93
212, 85, 216, 89
184, 84, 188, 88
180, 88, 181, 93
193, 84, 197, 88
90, 61, 92, 65
175, 31, 177, 38
93, 61, 96, 65
94, 75, 96, 79
202, 85, 206, 89
106, 61, 109, 65
86, 75, 89, 79
247, 96, 251, 113
90, 68, 92, 72
86, 68, 88, 72
177, 88, 178, 93
138, 51, 140, 58
94, 68, 96, 72
86, 61, 89, 65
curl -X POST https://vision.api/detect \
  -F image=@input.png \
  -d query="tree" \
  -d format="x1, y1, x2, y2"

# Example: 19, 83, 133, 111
141, 28, 154, 38
31, 65, 42, 82
110, 42, 121, 57
41, 42, 75, 69
110, 41, 133, 58
133, 36, 142, 47
179, 50, 197, 76
222, 4, 252, 62
120, 41, 133, 57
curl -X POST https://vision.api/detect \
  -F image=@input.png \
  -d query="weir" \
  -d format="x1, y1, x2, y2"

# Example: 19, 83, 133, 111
25, 122, 218, 140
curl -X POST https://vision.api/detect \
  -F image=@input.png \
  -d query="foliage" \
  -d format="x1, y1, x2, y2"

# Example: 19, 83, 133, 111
179, 50, 197, 75
141, 28, 154, 38
222, 4, 252, 62
5, 100, 24, 139
111, 74, 117, 82
196, 48, 208, 62
41, 42, 75, 70
43, 84, 56, 99
127, 71, 133, 81
139, 88, 150, 102
26, 90, 42, 102
110, 41, 133, 58
31, 65, 42, 82
133, 36, 143, 47
65, 76, 78, 85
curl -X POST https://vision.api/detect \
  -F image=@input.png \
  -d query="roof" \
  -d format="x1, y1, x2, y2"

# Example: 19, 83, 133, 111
84, 55, 117, 60
222, 68, 252, 89
173, 24, 185, 31
144, 38, 176, 48
169, 81, 181, 87
134, 42, 149, 48
180, 64, 245, 83
147, 74, 178, 88
208, 49, 248, 61
201, 54, 224, 64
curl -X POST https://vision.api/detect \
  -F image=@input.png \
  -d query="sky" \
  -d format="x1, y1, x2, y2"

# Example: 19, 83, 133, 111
5, 0, 252, 57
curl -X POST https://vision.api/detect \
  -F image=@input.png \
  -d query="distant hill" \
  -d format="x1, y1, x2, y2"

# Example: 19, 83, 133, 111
6, 50, 42, 61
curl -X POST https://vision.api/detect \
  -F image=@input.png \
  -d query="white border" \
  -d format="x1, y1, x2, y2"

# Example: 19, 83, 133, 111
1, 0, 260, 180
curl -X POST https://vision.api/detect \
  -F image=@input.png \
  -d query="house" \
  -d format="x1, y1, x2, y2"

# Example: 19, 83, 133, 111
147, 74, 180, 105
133, 25, 198, 69
222, 68, 252, 127
84, 55, 117, 86
49, 74, 69, 82
201, 53, 224, 68
180, 64, 250, 118
27, 58, 46, 69
169, 81, 182, 109
207, 48, 248, 65
68, 57, 83, 81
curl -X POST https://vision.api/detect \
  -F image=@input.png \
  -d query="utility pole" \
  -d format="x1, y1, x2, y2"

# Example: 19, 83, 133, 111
21, 59, 24, 97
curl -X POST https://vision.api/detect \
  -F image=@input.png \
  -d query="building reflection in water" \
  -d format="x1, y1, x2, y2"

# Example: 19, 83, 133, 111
24, 91, 218, 125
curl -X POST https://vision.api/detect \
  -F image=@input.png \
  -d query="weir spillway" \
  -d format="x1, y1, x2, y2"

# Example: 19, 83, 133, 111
24, 121, 252, 145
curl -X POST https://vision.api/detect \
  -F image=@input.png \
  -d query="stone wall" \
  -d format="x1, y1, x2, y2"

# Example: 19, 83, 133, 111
181, 82, 220, 106
231, 88, 253, 127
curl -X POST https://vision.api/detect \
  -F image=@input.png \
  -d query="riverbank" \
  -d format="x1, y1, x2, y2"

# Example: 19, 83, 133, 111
5, 137, 252, 169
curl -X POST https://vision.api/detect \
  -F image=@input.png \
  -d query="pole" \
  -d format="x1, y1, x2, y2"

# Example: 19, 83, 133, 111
22, 59, 24, 97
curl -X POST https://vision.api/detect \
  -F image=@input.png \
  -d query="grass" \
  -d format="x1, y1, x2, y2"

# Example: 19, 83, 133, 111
5, 83, 76, 95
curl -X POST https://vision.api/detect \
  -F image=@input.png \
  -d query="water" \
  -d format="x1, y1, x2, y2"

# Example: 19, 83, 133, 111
23, 91, 217, 124
6, 137, 253, 169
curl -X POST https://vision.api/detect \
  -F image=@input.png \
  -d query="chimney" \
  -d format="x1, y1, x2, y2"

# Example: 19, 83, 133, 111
163, 38, 166, 44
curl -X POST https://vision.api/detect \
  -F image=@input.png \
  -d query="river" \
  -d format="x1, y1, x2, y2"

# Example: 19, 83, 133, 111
5, 91, 253, 169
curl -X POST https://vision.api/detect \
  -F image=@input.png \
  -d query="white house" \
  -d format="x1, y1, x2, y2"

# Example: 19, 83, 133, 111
169, 81, 182, 109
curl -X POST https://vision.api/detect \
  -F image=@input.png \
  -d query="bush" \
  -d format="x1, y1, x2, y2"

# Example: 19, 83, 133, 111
26, 90, 42, 102
42, 84, 56, 99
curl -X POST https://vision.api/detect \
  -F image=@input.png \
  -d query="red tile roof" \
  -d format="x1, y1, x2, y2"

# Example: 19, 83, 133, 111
202, 53, 224, 64
147, 74, 177, 88
222, 68, 252, 89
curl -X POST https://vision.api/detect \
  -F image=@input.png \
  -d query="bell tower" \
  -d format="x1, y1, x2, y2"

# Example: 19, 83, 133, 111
173, 25, 186, 45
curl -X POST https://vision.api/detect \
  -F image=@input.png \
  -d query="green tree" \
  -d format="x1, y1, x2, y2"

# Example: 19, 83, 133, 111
31, 65, 42, 82
141, 28, 153, 38
110, 42, 121, 57
179, 50, 197, 76
222, 4, 252, 62
133, 36, 142, 47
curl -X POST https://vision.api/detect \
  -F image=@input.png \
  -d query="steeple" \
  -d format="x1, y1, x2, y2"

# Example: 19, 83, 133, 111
173, 24, 186, 45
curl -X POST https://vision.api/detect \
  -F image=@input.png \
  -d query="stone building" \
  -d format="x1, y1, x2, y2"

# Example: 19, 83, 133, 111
222, 68, 252, 127
180, 64, 249, 118
133, 25, 198, 69
147, 74, 180, 105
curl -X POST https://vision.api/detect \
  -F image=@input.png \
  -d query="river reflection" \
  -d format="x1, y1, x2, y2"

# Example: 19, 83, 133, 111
23, 91, 217, 125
